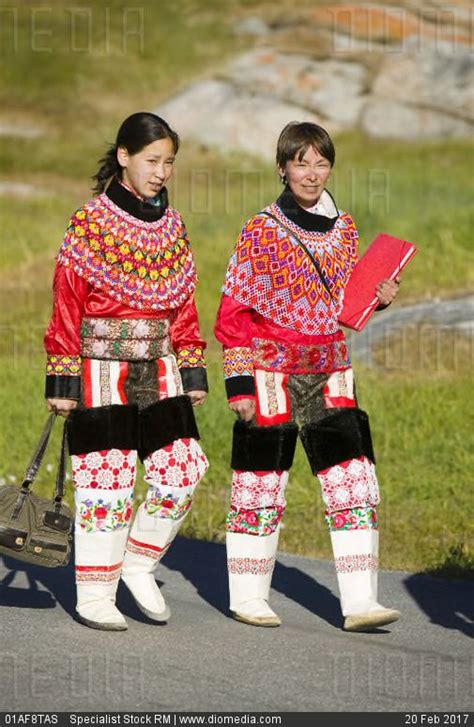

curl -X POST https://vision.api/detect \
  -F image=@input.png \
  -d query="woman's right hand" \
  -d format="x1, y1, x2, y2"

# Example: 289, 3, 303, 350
47, 398, 78, 418
229, 398, 256, 422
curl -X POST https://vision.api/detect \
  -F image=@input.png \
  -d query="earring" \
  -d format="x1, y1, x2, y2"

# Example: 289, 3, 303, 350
280, 174, 287, 185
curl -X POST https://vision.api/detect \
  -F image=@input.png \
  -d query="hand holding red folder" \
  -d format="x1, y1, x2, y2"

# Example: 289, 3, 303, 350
338, 233, 417, 331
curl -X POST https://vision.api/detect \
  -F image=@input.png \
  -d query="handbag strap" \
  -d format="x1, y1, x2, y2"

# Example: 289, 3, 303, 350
20, 414, 68, 503
54, 422, 68, 506
21, 413, 57, 489
11, 414, 68, 520
261, 211, 334, 301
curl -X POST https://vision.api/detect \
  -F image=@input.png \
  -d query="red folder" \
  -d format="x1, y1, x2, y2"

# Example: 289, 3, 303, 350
338, 233, 417, 331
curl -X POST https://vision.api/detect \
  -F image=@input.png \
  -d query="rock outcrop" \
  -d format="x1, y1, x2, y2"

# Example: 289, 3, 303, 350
155, 1, 473, 157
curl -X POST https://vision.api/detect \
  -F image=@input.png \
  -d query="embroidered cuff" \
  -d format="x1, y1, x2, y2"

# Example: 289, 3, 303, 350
176, 346, 206, 368
225, 375, 255, 400
223, 346, 254, 379
180, 367, 209, 393
45, 375, 81, 400
46, 354, 82, 377
45, 355, 82, 399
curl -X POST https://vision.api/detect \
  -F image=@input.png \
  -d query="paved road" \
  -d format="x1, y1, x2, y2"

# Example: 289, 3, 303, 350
0, 537, 472, 713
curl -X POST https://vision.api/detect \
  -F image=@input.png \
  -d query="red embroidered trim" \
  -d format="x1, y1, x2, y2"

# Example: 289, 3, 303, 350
334, 553, 378, 573
76, 562, 123, 572
227, 556, 276, 575
75, 561, 123, 583
81, 359, 131, 409
127, 537, 165, 553
255, 370, 291, 426
252, 337, 350, 374
125, 537, 171, 561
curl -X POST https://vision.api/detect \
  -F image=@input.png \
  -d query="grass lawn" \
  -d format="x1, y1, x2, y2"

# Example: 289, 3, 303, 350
0, 0, 472, 576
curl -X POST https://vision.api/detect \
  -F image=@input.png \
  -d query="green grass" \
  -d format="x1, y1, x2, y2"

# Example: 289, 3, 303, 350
0, 0, 245, 117
0, 0, 472, 576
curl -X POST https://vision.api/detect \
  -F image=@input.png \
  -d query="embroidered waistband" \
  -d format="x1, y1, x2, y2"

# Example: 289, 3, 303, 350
80, 317, 172, 361
251, 337, 350, 374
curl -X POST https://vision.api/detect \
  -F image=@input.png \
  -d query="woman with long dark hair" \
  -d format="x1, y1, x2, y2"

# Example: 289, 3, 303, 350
215, 121, 400, 631
45, 112, 209, 630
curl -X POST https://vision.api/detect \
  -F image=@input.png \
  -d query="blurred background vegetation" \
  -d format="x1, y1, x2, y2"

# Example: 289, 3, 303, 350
0, 0, 472, 577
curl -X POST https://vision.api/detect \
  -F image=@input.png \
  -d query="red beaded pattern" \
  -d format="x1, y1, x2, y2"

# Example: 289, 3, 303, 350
223, 207, 358, 335
57, 195, 197, 312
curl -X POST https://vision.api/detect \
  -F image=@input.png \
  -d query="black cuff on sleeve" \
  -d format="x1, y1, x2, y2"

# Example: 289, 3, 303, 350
45, 375, 81, 400
180, 367, 209, 393
225, 376, 255, 400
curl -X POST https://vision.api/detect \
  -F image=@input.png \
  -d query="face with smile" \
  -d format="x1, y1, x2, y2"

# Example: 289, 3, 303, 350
117, 137, 176, 199
279, 145, 332, 209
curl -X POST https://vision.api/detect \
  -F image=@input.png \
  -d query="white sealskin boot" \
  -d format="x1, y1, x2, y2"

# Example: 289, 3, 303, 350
121, 434, 208, 622
227, 528, 281, 627
76, 584, 128, 631
75, 530, 129, 631
331, 529, 400, 632
121, 505, 185, 622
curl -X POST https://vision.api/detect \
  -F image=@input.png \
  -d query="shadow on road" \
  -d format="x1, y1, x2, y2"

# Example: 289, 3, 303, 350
273, 561, 342, 627
0, 536, 342, 627
162, 536, 343, 627
0, 553, 75, 613
3, 539, 472, 639
161, 535, 228, 613
403, 573, 474, 638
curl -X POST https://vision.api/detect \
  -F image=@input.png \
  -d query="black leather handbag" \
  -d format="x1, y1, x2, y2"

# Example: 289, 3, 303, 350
0, 413, 73, 567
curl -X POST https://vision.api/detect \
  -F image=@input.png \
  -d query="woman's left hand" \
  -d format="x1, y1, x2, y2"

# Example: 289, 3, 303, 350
187, 390, 207, 407
376, 277, 400, 307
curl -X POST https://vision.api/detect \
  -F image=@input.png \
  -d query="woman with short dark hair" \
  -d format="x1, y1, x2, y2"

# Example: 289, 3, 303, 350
215, 121, 400, 631
45, 112, 209, 630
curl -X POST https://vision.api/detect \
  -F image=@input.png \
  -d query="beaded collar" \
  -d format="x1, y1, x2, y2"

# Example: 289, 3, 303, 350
56, 183, 196, 312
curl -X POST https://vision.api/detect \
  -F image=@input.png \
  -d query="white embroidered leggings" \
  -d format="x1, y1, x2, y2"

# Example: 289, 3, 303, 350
72, 438, 208, 586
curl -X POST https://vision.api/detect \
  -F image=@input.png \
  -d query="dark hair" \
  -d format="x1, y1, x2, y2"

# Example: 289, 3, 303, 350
276, 121, 335, 170
92, 112, 180, 194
